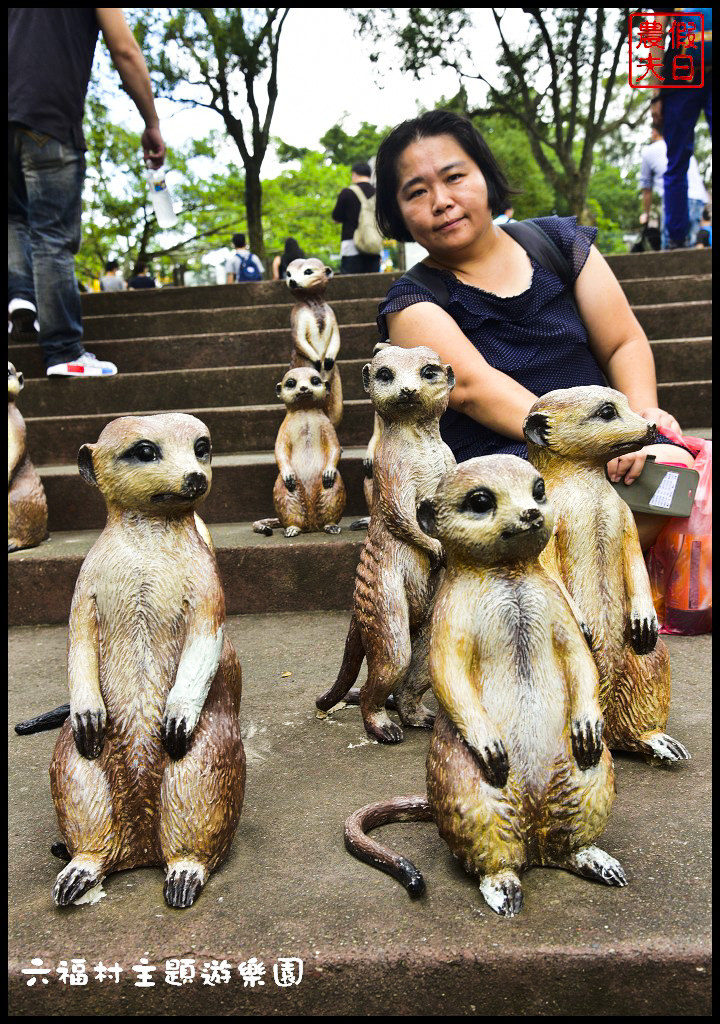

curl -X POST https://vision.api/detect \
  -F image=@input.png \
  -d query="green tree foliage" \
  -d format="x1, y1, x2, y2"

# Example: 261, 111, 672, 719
351, 8, 648, 218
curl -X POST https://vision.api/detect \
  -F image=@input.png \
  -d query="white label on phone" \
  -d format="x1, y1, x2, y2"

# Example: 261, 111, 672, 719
648, 471, 679, 509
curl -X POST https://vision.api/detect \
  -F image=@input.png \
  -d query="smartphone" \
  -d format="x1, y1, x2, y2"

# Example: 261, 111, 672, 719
610, 456, 699, 517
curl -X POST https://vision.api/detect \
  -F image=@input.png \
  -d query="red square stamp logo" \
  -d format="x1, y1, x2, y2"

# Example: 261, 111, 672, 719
629, 11, 705, 88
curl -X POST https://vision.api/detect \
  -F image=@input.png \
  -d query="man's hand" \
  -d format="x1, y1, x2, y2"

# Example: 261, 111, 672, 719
142, 126, 166, 168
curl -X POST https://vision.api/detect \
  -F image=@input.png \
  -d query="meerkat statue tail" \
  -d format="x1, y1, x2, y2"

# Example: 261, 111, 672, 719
316, 613, 365, 711
252, 517, 282, 536
15, 704, 71, 735
345, 796, 432, 896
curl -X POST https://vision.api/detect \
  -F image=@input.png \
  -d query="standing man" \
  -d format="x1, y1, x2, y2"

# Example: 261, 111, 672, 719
332, 161, 382, 274
8, 9, 167, 377
639, 119, 709, 248
224, 233, 264, 283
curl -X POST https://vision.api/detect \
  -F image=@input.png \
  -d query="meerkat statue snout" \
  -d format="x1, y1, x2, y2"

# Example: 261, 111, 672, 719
524, 385, 690, 765
286, 257, 343, 428
253, 366, 346, 537
8, 362, 48, 552
345, 456, 625, 917
316, 345, 456, 743
49, 413, 245, 909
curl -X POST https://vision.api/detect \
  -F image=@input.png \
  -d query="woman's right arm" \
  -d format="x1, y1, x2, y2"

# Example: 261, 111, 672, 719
386, 303, 538, 442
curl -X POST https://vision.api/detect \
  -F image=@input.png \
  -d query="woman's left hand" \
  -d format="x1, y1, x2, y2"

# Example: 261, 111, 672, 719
637, 405, 682, 437
607, 447, 650, 485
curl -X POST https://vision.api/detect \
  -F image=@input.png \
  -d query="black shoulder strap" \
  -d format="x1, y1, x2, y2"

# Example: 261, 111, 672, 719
403, 262, 450, 307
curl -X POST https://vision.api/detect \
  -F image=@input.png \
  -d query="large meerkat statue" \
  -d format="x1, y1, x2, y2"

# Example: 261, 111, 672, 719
253, 366, 346, 537
316, 345, 456, 743
350, 341, 391, 532
345, 456, 625, 918
8, 362, 48, 552
286, 257, 343, 428
49, 413, 245, 909
524, 385, 690, 764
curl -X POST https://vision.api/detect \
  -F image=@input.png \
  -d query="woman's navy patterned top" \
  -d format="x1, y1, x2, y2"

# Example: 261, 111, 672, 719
376, 216, 607, 462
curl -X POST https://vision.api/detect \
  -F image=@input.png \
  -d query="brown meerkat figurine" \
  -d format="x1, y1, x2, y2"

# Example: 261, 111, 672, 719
350, 341, 391, 532
8, 361, 48, 552
253, 366, 346, 537
286, 257, 343, 428
524, 385, 690, 765
316, 345, 456, 743
49, 413, 245, 909
345, 456, 625, 917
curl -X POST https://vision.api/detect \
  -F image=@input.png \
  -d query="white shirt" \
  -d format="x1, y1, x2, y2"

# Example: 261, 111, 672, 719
640, 139, 708, 202
224, 248, 264, 278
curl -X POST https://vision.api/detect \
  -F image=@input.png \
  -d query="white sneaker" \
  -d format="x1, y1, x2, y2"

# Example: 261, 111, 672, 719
46, 352, 118, 377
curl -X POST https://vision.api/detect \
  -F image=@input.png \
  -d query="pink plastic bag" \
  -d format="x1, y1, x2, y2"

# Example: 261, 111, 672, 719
646, 438, 712, 635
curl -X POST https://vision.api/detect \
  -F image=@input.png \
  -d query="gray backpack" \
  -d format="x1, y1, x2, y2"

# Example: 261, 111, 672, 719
350, 184, 383, 255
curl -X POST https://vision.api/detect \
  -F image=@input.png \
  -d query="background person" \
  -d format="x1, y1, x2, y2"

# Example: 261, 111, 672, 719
640, 112, 708, 247
8, 8, 166, 377
332, 161, 381, 274
694, 208, 712, 247
225, 232, 264, 282
127, 261, 156, 289
272, 237, 305, 280
374, 110, 696, 550
99, 258, 127, 292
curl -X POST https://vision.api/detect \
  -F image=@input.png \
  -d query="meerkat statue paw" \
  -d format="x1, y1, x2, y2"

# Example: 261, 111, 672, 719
362, 457, 373, 480
162, 705, 198, 760
479, 871, 524, 917
323, 357, 335, 372
398, 704, 435, 730
282, 473, 296, 493
629, 612, 659, 654
324, 523, 341, 535
53, 857, 104, 906
364, 711, 404, 744
71, 708, 107, 760
284, 525, 301, 538
466, 737, 509, 789
566, 845, 627, 887
640, 731, 691, 763
571, 717, 604, 770
322, 468, 337, 489
164, 860, 206, 909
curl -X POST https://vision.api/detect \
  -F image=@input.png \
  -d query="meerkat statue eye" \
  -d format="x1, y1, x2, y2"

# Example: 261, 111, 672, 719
126, 441, 160, 463
285, 378, 296, 389
311, 376, 322, 386
532, 478, 546, 502
596, 403, 618, 421
462, 488, 497, 515
420, 364, 439, 380
194, 437, 211, 460
375, 367, 394, 383
304, 268, 313, 276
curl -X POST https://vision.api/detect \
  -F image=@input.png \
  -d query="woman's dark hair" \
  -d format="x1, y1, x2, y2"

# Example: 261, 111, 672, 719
282, 237, 305, 261
104, 259, 119, 272
132, 262, 148, 275
375, 110, 515, 242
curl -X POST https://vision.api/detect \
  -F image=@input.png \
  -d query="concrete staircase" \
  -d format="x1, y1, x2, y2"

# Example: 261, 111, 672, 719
8, 248, 711, 626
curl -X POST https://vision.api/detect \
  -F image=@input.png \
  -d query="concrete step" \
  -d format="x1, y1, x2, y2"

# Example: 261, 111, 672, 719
9, 324, 380, 380
8, 617, 711, 1014
80, 271, 402, 315
619, 274, 711, 305
24, 399, 376, 466
39, 449, 371, 533
633, 300, 710, 340
604, 246, 711, 279
8, 518, 367, 627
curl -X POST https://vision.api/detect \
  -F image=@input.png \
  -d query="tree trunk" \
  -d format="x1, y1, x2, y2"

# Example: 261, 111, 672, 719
243, 161, 265, 269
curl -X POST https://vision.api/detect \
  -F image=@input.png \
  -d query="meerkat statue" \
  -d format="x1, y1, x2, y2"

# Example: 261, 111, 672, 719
316, 345, 456, 743
345, 456, 625, 917
49, 413, 245, 909
286, 257, 343, 428
252, 366, 346, 537
350, 341, 391, 532
8, 362, 48, 552
524, 386, 690, 765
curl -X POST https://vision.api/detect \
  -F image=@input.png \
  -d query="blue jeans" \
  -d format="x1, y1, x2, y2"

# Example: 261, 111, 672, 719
8, 125, 86, 367
662, 80, 713, 245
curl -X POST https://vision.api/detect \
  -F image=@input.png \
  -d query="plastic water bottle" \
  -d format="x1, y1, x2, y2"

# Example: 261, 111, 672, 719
146, 163, 177, 229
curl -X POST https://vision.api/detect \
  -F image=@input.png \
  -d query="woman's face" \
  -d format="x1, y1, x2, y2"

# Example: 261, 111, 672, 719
395, 134, 492, 253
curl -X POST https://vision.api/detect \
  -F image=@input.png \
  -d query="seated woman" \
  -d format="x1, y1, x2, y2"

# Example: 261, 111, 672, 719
375, 110, 695, 550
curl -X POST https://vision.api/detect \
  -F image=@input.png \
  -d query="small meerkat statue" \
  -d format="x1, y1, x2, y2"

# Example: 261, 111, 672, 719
49, 413, 245, 909
524, 385, 690, 765
345, 456, 625, 918
350, 341, 391, 532
253, 366, 346, 537
316, 345, 456, 743
8, 361, 48, 552
286, 257, 343, 427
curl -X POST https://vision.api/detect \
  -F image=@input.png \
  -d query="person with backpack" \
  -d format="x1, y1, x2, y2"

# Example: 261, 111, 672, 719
332, 162, 383, 274
225, 232, 264, 283
374, 110, 696, 551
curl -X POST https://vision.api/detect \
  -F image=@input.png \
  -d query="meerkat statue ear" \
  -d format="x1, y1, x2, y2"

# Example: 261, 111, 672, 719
275, 382, 283, 398
417, 499, 437, 537
524, 412, 550, 447
77, 444, 98, 487
362, 363, 372, 393
324, 266, 333, 279
445, 364, 456, 392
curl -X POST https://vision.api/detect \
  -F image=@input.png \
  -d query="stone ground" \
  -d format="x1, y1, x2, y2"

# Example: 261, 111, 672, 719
8, 613, 711, 1016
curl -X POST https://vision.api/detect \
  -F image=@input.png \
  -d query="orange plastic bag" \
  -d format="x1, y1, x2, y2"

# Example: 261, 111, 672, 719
646, 438, 712, 634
